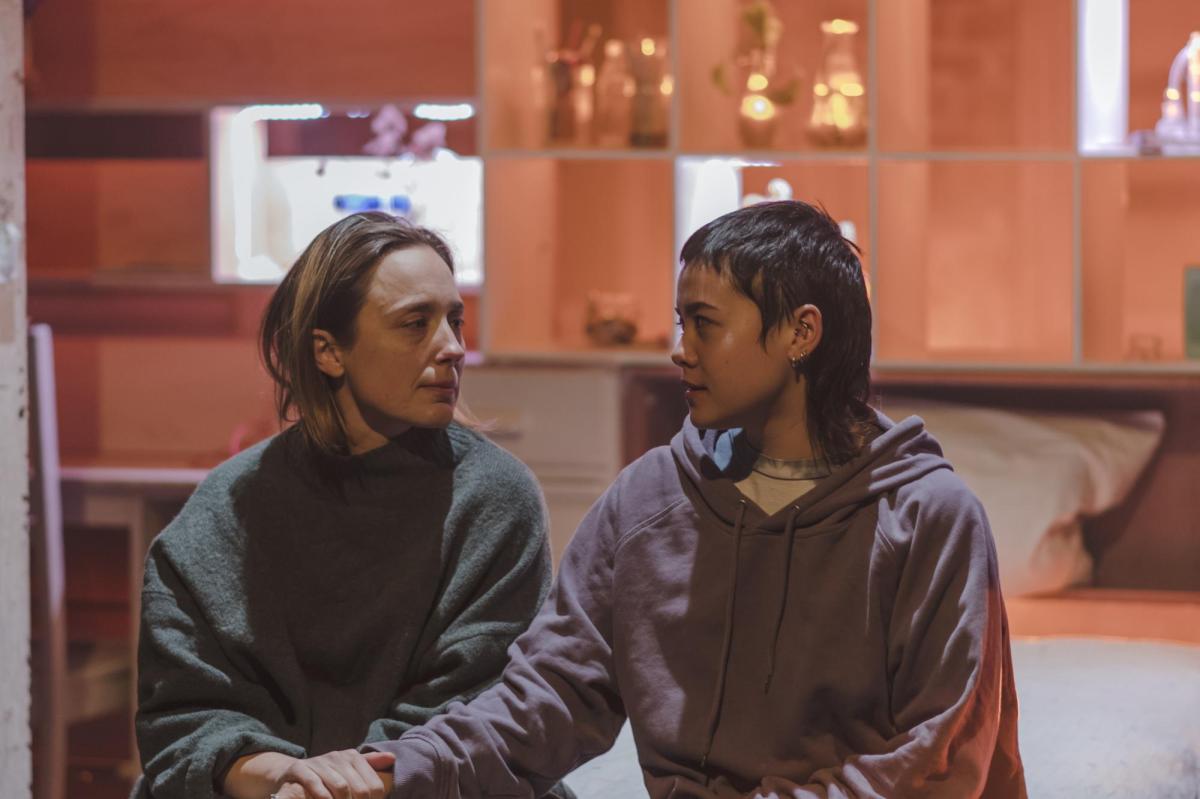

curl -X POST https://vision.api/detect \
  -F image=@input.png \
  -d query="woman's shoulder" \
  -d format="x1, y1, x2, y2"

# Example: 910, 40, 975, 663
894, 466, 984, 519
193, 431, 295, 501
883, 466, 992, 560
446, 422, 541, 493
156, 432, 297, 546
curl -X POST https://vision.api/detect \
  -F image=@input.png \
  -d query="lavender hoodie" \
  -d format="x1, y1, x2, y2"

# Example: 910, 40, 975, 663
371, 412, 1027, 797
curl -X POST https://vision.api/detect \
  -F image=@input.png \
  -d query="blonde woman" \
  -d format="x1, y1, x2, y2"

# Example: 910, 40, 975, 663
134, 213, 568, 799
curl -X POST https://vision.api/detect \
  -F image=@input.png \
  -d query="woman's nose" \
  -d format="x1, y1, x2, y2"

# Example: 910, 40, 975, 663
671, 335, 692, 368
436, 319, 465, 360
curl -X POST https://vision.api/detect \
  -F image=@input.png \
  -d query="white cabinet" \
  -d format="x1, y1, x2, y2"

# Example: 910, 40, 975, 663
465, 365, 623, 563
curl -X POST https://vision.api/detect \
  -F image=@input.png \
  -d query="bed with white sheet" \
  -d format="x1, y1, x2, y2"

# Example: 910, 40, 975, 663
1013, 635, 1199, 798
565, 375, 1200, 797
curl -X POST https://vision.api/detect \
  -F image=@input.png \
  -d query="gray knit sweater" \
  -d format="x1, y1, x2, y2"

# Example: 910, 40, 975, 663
134, 423, 553, 798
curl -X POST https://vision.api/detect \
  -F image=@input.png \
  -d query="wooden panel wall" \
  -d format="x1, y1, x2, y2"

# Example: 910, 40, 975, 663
27, 159, 210, 275
26, 0, 476, 108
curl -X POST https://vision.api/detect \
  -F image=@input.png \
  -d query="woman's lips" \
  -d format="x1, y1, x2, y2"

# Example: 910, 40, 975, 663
423, 383, 458, 400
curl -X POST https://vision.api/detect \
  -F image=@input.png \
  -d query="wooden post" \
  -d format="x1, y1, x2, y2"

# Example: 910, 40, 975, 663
0, 0, 31, 796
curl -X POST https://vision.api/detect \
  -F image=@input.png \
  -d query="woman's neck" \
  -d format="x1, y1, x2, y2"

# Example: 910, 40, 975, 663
333, 385, 410, 455
742, 384, 818, 461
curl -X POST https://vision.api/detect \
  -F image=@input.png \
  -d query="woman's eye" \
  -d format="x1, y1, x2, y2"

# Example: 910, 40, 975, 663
675, 316, 712, 332
450, 317, 466, 331
403, 318, 429, 330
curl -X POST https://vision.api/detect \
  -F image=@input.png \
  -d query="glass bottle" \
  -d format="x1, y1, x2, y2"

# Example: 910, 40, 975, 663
628, 36, 670, 148
807, 19, 866, 147
594, 39, 635, 148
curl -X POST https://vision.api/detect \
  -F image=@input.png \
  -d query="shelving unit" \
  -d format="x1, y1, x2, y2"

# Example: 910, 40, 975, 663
482, 157, 675, 353
477, 0, 1200, 374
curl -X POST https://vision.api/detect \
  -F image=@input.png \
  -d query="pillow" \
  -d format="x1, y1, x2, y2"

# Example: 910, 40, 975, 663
878, 400, 1165, 596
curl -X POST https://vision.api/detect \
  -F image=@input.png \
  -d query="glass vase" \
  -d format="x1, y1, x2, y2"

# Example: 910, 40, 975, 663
807, 19, 866, 147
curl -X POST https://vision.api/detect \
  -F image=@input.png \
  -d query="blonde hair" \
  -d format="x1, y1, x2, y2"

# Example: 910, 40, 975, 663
260, 211, 467, 456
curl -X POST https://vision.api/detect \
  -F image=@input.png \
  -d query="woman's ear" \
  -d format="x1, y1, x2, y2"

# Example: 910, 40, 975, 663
788, 304, 823, 360
313, 329, 346, 379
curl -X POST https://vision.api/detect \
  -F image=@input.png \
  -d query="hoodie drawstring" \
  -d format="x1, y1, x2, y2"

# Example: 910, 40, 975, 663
700, 499, 747, 771
764, 506, 799, 693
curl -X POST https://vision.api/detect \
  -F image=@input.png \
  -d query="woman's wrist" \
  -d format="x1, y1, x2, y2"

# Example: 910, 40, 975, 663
223, 751, 296, 799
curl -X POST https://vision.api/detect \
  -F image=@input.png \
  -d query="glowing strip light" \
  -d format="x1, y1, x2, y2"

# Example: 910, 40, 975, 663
413, 103, 475, 121
238, 103, 325, 122
693, 156, 781, 168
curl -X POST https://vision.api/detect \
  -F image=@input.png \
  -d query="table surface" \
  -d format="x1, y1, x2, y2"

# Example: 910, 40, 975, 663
60, 452, 214, 488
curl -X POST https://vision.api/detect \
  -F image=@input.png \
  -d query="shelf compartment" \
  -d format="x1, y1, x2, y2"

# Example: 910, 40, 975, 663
1082, 159, 1200, 365
483, 0, 670, 152
484, 158, 674, 354
878, 0, 1072, 152
1080, 0, 1200, 155
875, 160, 1074, 363
678, 0, 869, 155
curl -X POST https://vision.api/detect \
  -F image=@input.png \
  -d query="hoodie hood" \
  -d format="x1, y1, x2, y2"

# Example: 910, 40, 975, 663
671, 409, 951, 534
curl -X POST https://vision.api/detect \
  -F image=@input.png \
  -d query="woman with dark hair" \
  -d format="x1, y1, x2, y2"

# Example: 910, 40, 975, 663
133, 212, 568, 799
360, 200, 1026, 798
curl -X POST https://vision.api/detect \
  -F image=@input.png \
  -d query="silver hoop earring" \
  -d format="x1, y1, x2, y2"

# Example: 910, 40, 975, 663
790, 350, 808, 375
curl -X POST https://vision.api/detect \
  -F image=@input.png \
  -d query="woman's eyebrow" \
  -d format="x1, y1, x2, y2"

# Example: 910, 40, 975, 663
676, 301, 720, 316
385, 298, 465, 316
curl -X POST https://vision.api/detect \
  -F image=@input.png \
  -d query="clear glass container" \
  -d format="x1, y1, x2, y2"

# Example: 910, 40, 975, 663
594, 39, 635, 148
628, 36, 671, 148
807, 19, 866, 147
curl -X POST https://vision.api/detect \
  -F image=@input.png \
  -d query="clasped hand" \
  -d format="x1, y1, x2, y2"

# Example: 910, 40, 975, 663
225, 749, 395, 799
272, 750, 396, 799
